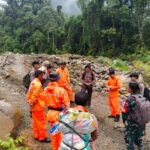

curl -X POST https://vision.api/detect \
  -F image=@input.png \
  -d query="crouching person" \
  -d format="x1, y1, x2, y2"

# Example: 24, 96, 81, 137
57, 91, 98, 150
122, 81, 146, 150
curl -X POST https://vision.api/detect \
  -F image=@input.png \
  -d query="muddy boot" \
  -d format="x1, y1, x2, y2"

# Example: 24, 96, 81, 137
138, 146, 144, 150
114, 122, 118, 129
114, 115, 120, 129
39, 137, 51, 143
114, 115, 120, 122
108, 115, 115, 118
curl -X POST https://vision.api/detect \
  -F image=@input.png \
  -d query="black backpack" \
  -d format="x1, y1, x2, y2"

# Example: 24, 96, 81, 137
144, 87, 150, 101
23, 72, 31, 89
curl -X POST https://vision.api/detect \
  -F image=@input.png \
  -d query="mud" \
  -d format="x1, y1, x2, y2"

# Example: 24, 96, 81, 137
0, 53, 149, 150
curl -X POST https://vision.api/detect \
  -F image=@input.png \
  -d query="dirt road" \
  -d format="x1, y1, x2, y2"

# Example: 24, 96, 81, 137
0, 53, 149, 150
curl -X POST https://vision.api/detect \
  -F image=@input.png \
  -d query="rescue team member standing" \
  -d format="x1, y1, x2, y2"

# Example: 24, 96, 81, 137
81, 64, 95, 107
129, 72, 145, 96
27, 70, 50, 142
29, 61, 40, 82
122, 82, 145, 150
106, 69, 121, 122
43, 72, 70, 150
56, 61, 73, 102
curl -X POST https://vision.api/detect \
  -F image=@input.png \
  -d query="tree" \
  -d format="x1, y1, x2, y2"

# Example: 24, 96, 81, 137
0, 0, 150, 55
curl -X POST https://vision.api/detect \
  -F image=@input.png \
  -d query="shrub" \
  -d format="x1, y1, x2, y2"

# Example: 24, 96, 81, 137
0, 136, 28, 150
98, 56, 112, 66
112, 59, 129, 71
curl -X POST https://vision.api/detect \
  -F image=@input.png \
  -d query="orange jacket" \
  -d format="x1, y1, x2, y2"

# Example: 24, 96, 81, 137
72, 106, 88, 112
56, 68, 70, 87
106, 76, 120, 98
27, 78, 45, 111
43, 82, 70, 122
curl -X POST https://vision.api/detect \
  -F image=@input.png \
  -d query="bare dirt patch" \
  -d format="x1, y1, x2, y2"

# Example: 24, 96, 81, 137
0, 53, 149, 150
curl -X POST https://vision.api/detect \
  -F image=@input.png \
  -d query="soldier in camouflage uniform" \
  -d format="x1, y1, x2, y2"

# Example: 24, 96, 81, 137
122, 81, 145, 150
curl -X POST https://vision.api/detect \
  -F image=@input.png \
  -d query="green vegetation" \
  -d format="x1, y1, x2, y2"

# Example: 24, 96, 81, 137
98, 57, 129, 71
0, 0, 150, 56
112, 59, 129, 71
0, 136, 28, 150
98, 56, 112, 66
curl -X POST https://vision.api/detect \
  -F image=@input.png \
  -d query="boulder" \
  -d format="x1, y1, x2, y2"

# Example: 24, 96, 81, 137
69, 55, 84, 60
83, 60, 91, 65
0, 101, 22, 140
94, 67, 107, 75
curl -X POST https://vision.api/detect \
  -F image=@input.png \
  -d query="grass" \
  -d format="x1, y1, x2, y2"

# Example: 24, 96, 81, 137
112, 59, 130, 71
98, 56, 130, 71
98, 56, 112, 66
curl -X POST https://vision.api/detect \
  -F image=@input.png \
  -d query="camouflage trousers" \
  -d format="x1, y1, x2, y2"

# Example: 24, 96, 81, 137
124, 121, 145, 150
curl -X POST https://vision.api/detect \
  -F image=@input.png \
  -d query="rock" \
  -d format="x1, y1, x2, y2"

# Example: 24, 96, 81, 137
94, 86, 102, 92
83, 60, 91, 65
5, 73, 10, 79
69, 55, 84, 60
42, 61, 51, 67
101, 74, 109, 80
119, 74, 130, 85
0, 101, 22, 140
94, 67, 107, 74
120, 87, 128, 95
52, 59, 61, 65
76, 60, 83, 65
69, 60, 77, 66
0, 101, 14, 117
74, 70, 81, 78
100, 81, 105, 88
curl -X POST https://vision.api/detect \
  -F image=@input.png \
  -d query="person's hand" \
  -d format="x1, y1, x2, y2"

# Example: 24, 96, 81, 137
106, 87, 111, 91
29, 99, 38, 107
85, 83, 91, 86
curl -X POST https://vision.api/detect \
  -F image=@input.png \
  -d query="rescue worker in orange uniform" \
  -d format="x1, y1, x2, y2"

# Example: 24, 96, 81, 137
106, 69, 121, 122
56, 61, 73, 102
27, 70, 50, 143
43, 72, 70, 150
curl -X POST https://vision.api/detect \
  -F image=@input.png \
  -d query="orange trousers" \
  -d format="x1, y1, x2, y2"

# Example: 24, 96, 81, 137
50, 123, 62, 150
108, 97, 120, 117
32, 111, 46, 140
63, 85, 73, 101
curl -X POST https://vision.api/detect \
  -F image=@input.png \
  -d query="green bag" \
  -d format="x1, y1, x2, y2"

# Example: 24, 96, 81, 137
23, 72, 30, 89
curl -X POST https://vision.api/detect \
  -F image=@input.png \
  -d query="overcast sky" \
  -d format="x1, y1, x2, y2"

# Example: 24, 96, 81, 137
51, 0, 81, 15
0, 0, 81, 15
0, 0, 5, 4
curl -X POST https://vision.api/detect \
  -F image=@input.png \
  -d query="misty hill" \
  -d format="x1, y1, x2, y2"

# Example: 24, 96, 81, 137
51, 0, 81, 15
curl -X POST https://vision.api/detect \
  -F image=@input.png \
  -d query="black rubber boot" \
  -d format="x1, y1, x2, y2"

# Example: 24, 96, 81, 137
39, 137, 51, 143
138, 146, 144, 150
108, 115, 115, 118
114, 115, 120, 122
